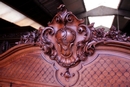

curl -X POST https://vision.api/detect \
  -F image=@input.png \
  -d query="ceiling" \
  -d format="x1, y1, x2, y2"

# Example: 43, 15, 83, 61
1, 0, 130, 35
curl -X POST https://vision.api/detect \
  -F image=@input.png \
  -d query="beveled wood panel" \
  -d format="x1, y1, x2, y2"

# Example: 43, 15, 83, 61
0, 4, 130, 87
0, 46, 60, 87
77, 54, 130, 87
0, 43, 130, 87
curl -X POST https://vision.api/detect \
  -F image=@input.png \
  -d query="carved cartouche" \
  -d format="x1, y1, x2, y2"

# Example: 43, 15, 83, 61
40, 4, 91, 67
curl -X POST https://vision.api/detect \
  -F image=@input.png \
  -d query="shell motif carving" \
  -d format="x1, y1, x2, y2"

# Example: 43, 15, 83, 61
40, 4, 91, 68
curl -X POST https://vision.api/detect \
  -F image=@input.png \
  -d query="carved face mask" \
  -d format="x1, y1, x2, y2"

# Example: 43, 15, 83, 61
55, 28, 76, 57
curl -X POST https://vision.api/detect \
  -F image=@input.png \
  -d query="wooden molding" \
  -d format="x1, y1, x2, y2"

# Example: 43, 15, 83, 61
0, 4, 130, 87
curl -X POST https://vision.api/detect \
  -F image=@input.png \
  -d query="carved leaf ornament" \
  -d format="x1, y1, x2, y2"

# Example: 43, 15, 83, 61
19, 4, 130, 68
19, 4, 130, 85
40, 4, 92, 68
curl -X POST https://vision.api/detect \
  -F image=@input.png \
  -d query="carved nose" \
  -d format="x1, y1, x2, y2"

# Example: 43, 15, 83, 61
62, 45, 68, 50
61, 48, 71, 56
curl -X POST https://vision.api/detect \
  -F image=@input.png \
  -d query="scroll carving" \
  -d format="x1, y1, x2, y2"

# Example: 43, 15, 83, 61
18, 4, 130, 68
18, 4, 130, 86
40, 4, 92, 68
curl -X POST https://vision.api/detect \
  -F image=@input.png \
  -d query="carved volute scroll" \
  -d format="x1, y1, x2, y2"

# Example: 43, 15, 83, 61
18, 5, 130, 69
17, 4, 130, 86
40, 4, 91, 68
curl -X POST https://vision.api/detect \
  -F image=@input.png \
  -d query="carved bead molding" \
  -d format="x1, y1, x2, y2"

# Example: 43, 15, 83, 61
19, 4, 130, 68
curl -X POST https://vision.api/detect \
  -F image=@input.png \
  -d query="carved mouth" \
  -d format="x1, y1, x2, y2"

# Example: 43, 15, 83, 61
60, 43, 74, 58
62, 45, 68, 50
61, 47, 72, 57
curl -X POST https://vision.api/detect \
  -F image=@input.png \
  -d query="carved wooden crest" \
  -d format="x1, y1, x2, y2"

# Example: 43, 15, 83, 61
18, 4, 130, 86
40, 4, 92, 68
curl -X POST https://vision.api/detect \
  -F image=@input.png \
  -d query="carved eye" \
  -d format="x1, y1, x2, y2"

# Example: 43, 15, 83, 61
78, 26, 84, 34
56, 16, 62, 23
68, 15, 72, 22
66, 14, 73, 23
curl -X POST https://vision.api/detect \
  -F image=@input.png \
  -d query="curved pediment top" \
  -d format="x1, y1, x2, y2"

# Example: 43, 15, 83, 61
14, 4, 130, 86
16, 4, 130, 68
0, 44, 40, 61
39, 5, 92, 68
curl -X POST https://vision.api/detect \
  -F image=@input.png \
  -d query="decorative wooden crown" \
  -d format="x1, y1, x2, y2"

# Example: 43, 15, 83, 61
18, 4, 130, 84
19, 4, 130, 68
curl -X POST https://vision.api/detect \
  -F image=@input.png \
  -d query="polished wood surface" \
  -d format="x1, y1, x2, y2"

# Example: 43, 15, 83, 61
0, 42, 130, 87
0, 44, 61, 87
0, 4, 130, 87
